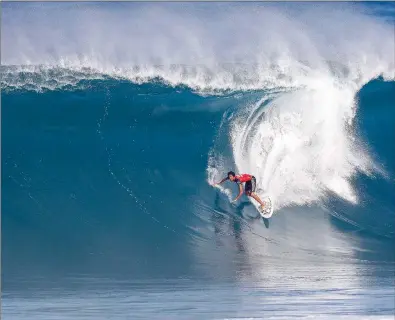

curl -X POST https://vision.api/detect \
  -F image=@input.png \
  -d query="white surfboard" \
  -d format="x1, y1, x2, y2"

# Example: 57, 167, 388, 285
259, 196, 274, 218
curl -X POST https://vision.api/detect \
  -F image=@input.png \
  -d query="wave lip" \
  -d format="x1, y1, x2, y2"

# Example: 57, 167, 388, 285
0, 63, 324, 93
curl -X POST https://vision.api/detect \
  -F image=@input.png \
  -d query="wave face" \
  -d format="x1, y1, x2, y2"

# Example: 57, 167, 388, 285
2, 0, 395, 293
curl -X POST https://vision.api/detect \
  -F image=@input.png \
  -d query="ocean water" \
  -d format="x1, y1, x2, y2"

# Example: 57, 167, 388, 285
1, 2, 395, 319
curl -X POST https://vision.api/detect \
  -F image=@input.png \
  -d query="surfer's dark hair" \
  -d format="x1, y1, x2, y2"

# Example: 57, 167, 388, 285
227, 171, 236, 177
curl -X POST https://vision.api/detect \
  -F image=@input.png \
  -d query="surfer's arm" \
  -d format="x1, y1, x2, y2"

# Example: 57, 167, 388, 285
214, 177, 228, 185
232, 184, 243, 202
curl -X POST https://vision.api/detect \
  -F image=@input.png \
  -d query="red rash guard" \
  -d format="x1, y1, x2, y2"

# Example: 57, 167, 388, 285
235, 174, 252, 183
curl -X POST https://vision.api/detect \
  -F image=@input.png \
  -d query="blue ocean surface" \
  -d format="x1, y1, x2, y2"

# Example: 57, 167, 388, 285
1, 2, 395, 319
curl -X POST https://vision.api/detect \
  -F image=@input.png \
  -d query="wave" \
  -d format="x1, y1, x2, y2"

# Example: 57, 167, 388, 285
3, 2, 394, 220
2, 3, 394, 279
2, 77, 394, 285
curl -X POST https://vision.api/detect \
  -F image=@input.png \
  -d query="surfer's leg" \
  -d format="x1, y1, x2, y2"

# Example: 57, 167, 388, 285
250, 192, 266, 207
248, 177, 265, 207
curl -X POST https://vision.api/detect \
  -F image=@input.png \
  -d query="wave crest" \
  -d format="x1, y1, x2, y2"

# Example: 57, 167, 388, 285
2, 3, 394, 92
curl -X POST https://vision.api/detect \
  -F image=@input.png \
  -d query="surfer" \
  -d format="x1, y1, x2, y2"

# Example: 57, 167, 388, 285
213, 171, 266, 210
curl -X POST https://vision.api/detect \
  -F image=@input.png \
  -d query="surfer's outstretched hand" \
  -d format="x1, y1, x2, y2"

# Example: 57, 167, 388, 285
231, 199, 238, 204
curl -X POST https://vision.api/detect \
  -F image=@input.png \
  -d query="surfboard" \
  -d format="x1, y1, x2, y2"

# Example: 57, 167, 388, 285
259, 196, 274, 218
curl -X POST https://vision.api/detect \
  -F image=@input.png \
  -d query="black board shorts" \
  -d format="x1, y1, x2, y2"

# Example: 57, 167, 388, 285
245, 176, 256, 195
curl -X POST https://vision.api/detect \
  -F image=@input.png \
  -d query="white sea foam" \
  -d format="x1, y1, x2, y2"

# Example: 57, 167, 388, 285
2, 3, 394, 91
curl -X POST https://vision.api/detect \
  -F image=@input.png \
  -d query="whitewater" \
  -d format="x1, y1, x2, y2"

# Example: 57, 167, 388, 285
2, 2, 395, 320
